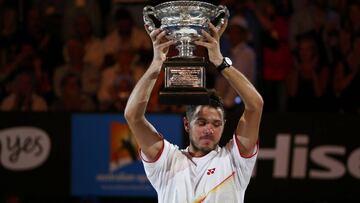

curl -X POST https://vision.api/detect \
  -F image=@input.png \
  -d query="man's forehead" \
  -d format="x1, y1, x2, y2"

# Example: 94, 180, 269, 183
193, 105, 224, 120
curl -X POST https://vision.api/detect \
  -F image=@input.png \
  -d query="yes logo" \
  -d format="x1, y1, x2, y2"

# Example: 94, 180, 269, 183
0, 127, 51, 171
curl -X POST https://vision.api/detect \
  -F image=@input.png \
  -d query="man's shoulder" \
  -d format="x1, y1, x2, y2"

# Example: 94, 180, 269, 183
164, 139, 182, 151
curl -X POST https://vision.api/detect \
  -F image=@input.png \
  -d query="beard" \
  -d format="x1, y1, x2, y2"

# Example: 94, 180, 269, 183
189, 135, 218, 154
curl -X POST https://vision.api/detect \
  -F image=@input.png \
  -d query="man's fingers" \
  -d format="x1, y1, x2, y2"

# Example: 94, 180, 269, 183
155, 30, 167, 42
149, 29, 162, 41
208, 22, 217, 30
194, 40, 211, 49
219, 19, 228, 36
208, 22, 219, 38
144, 25, 151, 35
158, 40, 176, 49
201, 30, 216, 43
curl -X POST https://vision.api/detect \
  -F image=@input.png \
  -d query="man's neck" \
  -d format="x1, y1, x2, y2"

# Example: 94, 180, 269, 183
188, 146, 218, 157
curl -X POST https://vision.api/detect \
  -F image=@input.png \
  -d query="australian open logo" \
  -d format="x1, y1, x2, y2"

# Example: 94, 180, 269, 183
0, 127, 51, 171
95, 122, 147, 185
109, 122, 139, 172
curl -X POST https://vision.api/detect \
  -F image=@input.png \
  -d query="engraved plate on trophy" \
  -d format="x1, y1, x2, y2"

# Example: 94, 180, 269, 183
143, 1, 229, 104
165, 66, 205, 88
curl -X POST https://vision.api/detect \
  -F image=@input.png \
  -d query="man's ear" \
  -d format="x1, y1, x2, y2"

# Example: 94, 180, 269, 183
183, 117, 190, 132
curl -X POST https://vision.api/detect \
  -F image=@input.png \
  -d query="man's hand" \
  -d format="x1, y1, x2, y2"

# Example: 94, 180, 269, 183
145, 26, 175, 62
194, 20, 228, 66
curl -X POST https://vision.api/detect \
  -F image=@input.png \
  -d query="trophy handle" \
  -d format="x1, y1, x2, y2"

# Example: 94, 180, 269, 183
212, 5, 230, 29
143, 6, 161, 32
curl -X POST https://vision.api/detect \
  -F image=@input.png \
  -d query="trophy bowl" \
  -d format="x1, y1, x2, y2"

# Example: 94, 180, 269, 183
143, 1, 229, 105
143, 1, 229, 57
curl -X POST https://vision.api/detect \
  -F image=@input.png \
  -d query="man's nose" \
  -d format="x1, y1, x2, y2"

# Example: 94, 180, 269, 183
204, 125, 214, 135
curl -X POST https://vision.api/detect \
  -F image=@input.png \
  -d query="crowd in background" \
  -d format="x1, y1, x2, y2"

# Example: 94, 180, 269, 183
0, 0, 359, 114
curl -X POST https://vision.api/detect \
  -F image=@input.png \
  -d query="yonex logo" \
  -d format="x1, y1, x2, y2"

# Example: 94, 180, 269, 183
207, 168, 216, 175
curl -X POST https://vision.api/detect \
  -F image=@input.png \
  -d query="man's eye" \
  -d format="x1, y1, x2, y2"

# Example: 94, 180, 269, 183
213, 121, 222, 127
196, 120, 206, 126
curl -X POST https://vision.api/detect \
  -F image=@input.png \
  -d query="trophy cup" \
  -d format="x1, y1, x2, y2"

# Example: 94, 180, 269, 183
143, 1, 229, 104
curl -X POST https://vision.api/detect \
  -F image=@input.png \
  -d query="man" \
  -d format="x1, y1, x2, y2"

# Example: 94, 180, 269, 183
103, 7, 151, 58
124, 20, 263, 203
1, 71, 48, 111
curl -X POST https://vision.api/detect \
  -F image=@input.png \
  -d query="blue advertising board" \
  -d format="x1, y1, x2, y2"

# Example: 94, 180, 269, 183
71, 113, 183, 197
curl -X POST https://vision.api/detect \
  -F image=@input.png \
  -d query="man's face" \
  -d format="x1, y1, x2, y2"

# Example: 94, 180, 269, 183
185, 106, 224, 155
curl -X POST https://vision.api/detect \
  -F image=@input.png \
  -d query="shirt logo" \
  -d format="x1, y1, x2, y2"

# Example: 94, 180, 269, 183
207, 168, 216, 175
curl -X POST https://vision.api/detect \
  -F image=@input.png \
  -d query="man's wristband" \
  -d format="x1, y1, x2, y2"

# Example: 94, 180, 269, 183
216, 57, 232, 73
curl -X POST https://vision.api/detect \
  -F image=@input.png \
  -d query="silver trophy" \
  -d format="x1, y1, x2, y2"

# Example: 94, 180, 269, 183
143, 1, 229, 104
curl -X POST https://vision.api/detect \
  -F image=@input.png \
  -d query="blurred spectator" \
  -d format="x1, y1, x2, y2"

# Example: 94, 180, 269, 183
216, 15, 256, 109
102, 7, 151, 63
65, 12, 105, 69
322, 10, 342, 67
289, 0, 339, 66
255, 0, 293, 112
343, 2, 360, 34
19, 7, 63, 75
0, 42, 52, 101
0, 7, 62, 104
51, 73, 95, 112
1, 71, 47, 111
131, 50, 152, 83
105, 75, 133, 111
286, 35, 329, 111
233, 0, 263, 81
290, 0, 320, 49
0, 7, 19, 67
229, 16, 257, 85
0, 6, 19, 100
97, 49, 136, 111
334, 33, 360, 113
332, 29, 352, 66
0, 44, 34, 83
62, 0, 102, 40
31, 0, 65, 16
54, 39, 99, 98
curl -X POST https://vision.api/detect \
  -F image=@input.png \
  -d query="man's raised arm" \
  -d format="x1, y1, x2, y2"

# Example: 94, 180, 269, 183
124, 28, 174, 161
195, 22, 263, 157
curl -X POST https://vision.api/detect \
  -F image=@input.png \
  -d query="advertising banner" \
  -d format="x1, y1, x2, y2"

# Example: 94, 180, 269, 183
71, 113, 183, 197
246, 113, 360, 202
0, 113, 71, 196
0, 112, 358, 201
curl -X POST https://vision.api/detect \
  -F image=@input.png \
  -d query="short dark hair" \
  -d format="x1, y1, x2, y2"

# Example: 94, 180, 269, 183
185, 89, 225, 121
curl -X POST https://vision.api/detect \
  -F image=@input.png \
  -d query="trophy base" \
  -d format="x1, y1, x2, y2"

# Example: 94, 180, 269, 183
159, 89, 209, 105
160, 57, 209, 105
